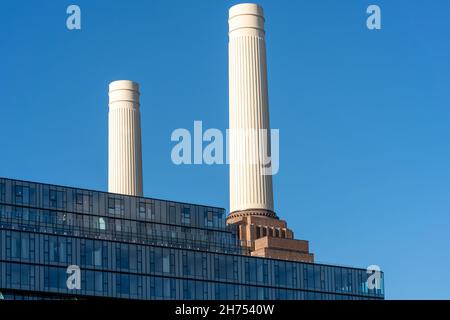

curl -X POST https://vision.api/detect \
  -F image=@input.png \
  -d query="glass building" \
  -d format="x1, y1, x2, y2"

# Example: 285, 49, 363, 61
0, 177, 384, 300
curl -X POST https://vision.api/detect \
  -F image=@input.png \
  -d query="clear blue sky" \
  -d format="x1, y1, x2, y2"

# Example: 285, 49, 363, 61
1, 0, 449, 299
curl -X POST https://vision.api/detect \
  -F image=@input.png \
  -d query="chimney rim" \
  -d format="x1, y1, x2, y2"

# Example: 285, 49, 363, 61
109, 80, 140, 93
229, 3, 264, 20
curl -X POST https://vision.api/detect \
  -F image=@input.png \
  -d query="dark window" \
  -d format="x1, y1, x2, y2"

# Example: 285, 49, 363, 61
48, 267, 59, 289
8, 232, 30, 261
57, 212, 68, 228
260, 226, 265, 238
169, 206, 176, 224
184, 280, 195, 299
138, 201, 155, 220
117, 243, 129, 269
182, 253, 189, 276
85, 271, 94, 292
205, 210, 214, 227
148, 202, 156, 219
80, 239, 93, 266
256, 260, 265, 283
138, 202, 146, 218
76, 193, 83, 205
11, 232, 22, 259
108, 197, 124, 215
129, 245, 137, 271
47, 211, 58, 225
94, 272, 103, 293
182, 208, 191, 225
114, 219, 122, 232
94, 241, 102, 267
49, 190, 57, 207
320, 268, 326, 290
108, 198, 114, 213
130, 275, 138, 296
0, 182, 5, 202
163, 278, 171, 298
275, 228, 280, 237
256, 226, 261, 239
28, 209, 38, 222
13, 185, 36, 206
49, 236, 66, 263
117, 274, 130, 295
15, 186, 23, 203
75, 192, 92, 212
342, 269, 352, 293
48, 189, 65, 209
334, 268, 343, 292
11, 264, 21, 286
162, 249, 170, 273
153, 277, 162, 298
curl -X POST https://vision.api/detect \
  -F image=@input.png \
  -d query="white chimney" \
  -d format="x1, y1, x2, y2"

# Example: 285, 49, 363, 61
108, 80, 143, 197
228, 3, 276, 220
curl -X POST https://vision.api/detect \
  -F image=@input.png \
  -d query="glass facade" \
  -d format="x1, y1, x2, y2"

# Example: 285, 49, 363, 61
0, 177, 384, 300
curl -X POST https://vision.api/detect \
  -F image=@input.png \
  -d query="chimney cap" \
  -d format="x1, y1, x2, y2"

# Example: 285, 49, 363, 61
109, 80, 139, 93
229, 3, 265, 34
108, 80, 140, 105
229, 3, 264, 19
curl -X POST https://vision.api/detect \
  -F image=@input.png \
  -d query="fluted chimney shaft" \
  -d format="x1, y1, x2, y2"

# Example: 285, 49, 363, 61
108, 80, 143, 197
228, 3, 275, 219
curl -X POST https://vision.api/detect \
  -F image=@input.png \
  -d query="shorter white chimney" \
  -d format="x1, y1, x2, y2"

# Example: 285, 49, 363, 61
108, 80, 143, 196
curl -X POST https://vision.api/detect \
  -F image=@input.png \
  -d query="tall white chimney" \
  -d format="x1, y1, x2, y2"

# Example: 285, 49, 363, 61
108, 80, 143, 197
228, 3, 276, 220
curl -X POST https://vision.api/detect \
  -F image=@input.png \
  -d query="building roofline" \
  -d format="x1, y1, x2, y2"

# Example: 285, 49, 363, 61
0, 176, 226, 212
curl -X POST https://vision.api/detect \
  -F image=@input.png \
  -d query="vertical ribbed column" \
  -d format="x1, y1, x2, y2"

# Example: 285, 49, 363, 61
228, 3, 275, 219
108, 80, 143, 197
